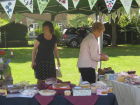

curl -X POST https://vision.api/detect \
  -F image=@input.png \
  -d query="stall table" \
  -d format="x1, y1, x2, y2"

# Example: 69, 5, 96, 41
110, 81, 140, 105
0, 93, 118, 105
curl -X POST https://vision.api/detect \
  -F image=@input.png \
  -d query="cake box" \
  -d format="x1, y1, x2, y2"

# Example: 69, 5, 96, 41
72, 87, 91, 96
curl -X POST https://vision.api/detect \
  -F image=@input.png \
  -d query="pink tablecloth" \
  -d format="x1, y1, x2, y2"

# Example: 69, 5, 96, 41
35, 94, 54, 105
64, 94, 99, 105
35, 94, 99, 105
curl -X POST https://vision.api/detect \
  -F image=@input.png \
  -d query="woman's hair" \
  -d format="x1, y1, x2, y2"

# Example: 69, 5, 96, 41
92, 22, 105, 32
42, 21, 54, 34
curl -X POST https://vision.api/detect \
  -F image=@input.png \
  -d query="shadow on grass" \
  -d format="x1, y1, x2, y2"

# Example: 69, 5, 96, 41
103, 45, 140, 57
5, 47, 80, 63
2, 45, 140, 63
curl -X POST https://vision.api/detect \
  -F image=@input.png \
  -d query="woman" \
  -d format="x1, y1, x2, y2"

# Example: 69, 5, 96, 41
32, 21, 60, 88
78, 22, 109, 83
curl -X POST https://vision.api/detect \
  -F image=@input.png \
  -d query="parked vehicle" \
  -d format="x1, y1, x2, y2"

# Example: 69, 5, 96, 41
59, 27, 111, 48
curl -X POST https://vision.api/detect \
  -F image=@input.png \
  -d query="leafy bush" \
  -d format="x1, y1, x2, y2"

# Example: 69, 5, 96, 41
54, 23, 62, 40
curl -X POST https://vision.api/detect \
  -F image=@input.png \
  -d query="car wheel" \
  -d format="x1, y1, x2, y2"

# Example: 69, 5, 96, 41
70, 39, 79, 48
103, 40, 108, 47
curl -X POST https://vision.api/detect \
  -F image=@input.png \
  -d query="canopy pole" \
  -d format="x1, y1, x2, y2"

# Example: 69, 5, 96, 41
97, 13, 103, 69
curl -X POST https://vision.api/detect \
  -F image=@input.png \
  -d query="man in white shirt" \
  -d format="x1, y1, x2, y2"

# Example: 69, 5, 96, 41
77, 22, 109, 83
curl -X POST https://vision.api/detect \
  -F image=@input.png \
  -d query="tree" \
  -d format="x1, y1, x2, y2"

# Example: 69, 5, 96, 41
0, 18, 9, 27
68, 14, 93, 27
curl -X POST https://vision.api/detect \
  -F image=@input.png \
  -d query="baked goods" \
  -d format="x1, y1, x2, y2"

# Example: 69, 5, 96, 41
127, 71, 136, 74
64, 90, 71, 96
79, 81, 90, 88
117, 76, 125, 82
98, 67, 114, 75
96, 88, 108, 95
91, 81, 108, 93
52, 83, 70, 89
45, 78, 57, 85
107, 87, 113, 93
7, 85, 24, 93
21, 89, 38, 96
39, 90, 56, 96
0, 89, 7, 96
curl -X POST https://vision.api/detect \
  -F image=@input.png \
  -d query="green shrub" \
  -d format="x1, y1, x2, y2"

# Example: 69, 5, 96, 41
54, 24, 62, 40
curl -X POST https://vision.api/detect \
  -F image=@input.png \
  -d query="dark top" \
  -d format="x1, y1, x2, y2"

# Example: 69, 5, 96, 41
35, 34, 57, 62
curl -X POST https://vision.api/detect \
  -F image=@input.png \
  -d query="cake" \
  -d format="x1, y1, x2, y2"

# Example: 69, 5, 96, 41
52, 83, 70, 89
79, 81, 90, 88
39, 89, 56, 96
0, 89, 7, 96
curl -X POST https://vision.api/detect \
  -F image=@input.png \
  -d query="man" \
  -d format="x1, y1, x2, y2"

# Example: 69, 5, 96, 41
78, 22, 109, 83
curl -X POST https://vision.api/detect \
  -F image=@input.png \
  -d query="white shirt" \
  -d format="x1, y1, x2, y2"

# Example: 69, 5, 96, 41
77, 33, 100, 69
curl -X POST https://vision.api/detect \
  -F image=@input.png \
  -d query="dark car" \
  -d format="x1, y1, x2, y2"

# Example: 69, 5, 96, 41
59, 27, 111, 48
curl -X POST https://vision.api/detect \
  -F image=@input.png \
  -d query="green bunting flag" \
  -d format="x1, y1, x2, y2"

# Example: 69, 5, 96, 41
135, 0, 140, 6
72, 0, 80, 8
37, 0, 50, 14
88, 0, 98, 10
19, 0, 33, 13
0, 0, 16, 18
56, 0, 68, 10
120, 0, 133, 14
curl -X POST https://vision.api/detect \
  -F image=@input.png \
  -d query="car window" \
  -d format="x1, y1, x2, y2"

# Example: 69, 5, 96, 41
65, 28, 77, 34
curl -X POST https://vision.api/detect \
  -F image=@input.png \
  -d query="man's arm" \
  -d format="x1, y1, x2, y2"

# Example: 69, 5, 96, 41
89, 39, 108, 62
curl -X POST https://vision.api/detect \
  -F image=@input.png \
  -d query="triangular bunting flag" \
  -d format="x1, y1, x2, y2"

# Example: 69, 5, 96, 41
37, 0, 50, 14
88, 0, 98, 10
0, 0, 16, 18
120, 0, 133, 14
19, 0, 33, 13
56, 0, 68, 10
135, 0, 140, 6
104, 0, 116, 13
72, 0, 80, 8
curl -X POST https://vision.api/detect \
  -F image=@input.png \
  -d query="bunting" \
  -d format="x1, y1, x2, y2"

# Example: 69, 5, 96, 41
88, 0, 98, 10
120, 0, 133, 14
0, 0, 16, 18
135, 0, 140, 6
37, 0, 50, 14
19, 0, 33, 13
104, 0, 116, 13
72, 0, 80, 8
56, 0, 68, 10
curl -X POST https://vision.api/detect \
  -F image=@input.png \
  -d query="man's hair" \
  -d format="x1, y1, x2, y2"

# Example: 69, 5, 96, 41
92, 22, 105, 32
42, 21, 54, 34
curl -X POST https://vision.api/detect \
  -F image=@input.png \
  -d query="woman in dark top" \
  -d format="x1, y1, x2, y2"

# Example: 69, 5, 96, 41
32, 21, 60, 88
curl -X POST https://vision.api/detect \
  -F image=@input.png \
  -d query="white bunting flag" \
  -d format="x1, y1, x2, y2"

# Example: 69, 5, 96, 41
135, 0, 140, 6
104, 0, 116, 13
19, 0, 33, 13
0, 0, 16, 18
72, 0, 80, 8
37, 0, 50, 14
120, 0, 133, 14
56, 0, 68, 10
88, 0, 98, 10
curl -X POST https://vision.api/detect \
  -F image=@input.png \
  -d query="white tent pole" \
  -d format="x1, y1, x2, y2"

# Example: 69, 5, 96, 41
97, 13, 103, 69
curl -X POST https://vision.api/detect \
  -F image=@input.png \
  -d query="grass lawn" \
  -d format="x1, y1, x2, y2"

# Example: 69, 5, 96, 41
2, 44, 140, 85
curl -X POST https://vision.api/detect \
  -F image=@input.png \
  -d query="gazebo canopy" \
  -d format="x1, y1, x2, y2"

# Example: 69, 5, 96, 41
0, 0, 139, 15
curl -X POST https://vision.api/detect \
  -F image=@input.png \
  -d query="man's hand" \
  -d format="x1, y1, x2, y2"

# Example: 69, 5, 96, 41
100, 53, 109, 61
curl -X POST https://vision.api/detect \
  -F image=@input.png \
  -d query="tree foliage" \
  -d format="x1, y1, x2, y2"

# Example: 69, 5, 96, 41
68, 14, 93, 27
0, 18, 9, 27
